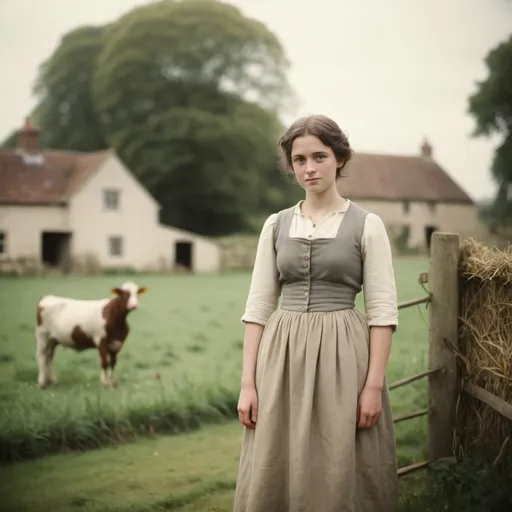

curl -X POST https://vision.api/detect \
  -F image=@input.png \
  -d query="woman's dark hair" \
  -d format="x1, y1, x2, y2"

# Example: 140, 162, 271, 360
278, 114, 353, 178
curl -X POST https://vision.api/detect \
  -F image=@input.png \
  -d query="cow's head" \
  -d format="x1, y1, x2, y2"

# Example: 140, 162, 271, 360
112, 282, 148, 311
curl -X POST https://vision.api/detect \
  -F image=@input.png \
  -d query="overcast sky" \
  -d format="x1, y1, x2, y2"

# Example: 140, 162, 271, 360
1, 0, 510, 201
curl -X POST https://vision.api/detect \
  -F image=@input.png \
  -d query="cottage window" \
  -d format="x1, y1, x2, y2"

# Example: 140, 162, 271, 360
104, 189, 120, 210
108, 236, 123, 257
402, 200, 410, 214
428, 200, 437, 213
0, 232, 5, 254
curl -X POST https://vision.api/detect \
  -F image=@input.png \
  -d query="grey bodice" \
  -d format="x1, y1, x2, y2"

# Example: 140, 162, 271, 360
273, 202, 369, 312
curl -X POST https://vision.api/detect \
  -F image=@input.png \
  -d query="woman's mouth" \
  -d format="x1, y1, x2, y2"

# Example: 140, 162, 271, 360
306, 177, 319, 184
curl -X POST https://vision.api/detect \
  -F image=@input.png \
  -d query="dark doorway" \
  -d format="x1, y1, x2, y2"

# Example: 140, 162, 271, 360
42, 232, 72, 270
425, 226, 437, 252
174, 241, 193, 271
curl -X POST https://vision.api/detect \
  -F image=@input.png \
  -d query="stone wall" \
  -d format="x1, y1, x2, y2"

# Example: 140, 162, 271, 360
216, 235, 259, 271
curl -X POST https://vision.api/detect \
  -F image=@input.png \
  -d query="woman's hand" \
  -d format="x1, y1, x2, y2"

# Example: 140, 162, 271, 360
357, 385, 382, 428
237, 384, 258, 429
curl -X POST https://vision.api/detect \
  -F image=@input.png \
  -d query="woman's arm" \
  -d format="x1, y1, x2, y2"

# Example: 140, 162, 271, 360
357, 213, 398, 428
240, 323, 265, 389
239, 213, 281, 388
361, 213, 399, 391
365, 326, 393, 390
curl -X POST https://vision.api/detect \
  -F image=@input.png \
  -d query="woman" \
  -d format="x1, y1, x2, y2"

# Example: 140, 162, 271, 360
233, 114, 399, 512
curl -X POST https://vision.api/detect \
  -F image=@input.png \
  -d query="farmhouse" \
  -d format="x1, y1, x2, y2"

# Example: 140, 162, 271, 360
0, 118, 220, 274
340, 140, 486, 252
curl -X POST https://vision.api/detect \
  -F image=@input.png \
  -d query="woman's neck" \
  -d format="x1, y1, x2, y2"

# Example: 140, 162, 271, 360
302, 185, 345, 214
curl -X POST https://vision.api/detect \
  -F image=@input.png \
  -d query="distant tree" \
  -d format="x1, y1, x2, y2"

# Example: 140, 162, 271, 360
93, 0, 291, 133
22, 0, 295, 236
468, 34, 512, 227
92, 0, 293, 234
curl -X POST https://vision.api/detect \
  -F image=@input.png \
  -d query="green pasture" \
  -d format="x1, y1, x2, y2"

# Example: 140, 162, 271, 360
0, 420, 433, 512
0, 257, 431, 466
0, 421, 508, 512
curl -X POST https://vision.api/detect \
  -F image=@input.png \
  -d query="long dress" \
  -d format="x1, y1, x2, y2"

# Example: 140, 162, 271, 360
233, 199, 399, 512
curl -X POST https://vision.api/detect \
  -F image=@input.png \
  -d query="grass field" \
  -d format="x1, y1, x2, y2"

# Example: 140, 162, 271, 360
0, 421, 243, 512
0, 257, 431, 468
0, 420, 432, 512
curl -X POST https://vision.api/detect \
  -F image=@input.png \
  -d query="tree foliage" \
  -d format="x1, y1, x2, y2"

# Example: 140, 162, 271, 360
93, 0, 291, 132
32, 26, 108, 151
468, 34, 512, 225
8, 0, 297, 236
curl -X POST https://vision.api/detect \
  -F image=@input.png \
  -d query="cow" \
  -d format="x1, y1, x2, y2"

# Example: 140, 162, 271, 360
35, 281, 148, 389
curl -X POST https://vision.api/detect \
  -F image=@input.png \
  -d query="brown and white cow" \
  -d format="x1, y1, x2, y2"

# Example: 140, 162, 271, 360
35, 281, 148, 388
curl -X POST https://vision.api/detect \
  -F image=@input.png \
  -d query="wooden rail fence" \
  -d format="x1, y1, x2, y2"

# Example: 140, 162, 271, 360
391, 232, 512, 478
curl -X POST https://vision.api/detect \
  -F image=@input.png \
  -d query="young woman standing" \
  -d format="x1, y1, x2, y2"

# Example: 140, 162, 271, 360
234, 114, 399, 512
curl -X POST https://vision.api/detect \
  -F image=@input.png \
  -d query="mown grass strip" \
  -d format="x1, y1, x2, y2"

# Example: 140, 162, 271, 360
0, 389, 239, 464
65, 480, 238, 512
111, 480, 237, 512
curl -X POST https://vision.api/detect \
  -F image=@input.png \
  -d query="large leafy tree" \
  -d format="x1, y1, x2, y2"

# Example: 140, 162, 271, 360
91, 0, 293, 234
4, 0, 296, 236
468, 34, 512, 227
114, 103, 283, 234
93, 0, 291, 131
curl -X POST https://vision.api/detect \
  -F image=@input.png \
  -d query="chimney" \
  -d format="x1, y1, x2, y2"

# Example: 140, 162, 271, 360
17, 117, 40, 154
420, 137, 432, 159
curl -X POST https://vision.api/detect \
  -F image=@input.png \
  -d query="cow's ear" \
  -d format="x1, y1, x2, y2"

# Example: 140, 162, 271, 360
112, 288, 122, 295
138, 287, 148, 295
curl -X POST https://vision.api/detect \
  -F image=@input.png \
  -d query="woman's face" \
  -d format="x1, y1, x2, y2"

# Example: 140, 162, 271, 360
290, 135, 341, 194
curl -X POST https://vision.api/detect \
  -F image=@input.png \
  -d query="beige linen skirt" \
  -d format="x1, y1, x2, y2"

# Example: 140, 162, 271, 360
233, 308, 398, 512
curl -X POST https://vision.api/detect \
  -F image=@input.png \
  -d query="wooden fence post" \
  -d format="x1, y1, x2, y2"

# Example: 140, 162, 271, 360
428, 232, 460, 462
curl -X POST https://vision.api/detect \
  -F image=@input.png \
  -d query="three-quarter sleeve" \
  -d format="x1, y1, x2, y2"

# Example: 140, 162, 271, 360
240, 213, 281, 326
361, 213, 399, 331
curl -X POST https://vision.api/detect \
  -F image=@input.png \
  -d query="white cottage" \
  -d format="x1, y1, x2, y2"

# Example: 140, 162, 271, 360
0, 119, 220, 274
338, 140, 487, 252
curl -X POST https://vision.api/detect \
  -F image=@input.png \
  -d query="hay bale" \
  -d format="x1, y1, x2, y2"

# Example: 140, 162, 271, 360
455, 238, 512, 474
459, 237, 512, 283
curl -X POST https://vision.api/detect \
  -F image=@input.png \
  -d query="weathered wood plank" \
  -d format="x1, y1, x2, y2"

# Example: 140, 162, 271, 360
397, 295, 431, 310
389, 368, 443, 391
393, 409, 429, 423
428, 232, 460, 461
397, 460, 430, 477
463, 381, 512, 421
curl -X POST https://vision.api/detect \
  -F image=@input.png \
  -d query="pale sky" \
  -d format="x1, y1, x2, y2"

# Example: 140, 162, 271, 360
1, 0, 511, 201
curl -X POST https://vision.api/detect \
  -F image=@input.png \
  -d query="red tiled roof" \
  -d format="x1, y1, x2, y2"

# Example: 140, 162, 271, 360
339, 152, 474, 204
0, 149, 111, 205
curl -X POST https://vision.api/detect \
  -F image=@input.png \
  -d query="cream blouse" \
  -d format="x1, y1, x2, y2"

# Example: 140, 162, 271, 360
241, 199, 399, 329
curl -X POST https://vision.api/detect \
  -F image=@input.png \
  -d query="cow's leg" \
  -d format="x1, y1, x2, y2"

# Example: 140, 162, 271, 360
108, 350, 118, 387
46, 339, 58, 384
98, 344, 110, 386
35, 327, 50, 388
